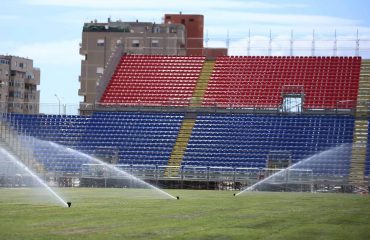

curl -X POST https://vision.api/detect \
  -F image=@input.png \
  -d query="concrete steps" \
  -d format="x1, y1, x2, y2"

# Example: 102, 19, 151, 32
165, 118, 196, 177
190, 60, 215, 107
349, 60, 370, 186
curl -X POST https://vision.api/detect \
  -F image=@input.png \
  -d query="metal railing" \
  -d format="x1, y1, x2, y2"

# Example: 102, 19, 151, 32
80, 164, 348, 187
103, 34, 370, 57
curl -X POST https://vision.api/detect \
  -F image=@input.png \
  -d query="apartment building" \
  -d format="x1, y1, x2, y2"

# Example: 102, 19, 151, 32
0, 55, 40, 114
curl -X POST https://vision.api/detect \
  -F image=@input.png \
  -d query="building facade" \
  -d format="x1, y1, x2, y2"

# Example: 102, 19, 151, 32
0, 55, 40, 114
164, 13, 228, 58
78, 19, 187, 109
164, 13, 204, 56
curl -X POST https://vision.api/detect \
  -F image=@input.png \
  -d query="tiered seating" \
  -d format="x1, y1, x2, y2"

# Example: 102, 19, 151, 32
100, 55, 205, 106
366, 118, 370, 176
7, 114, 90, 146
5, 112, 359, 176
183, 114, 355, 176
203, 56, 361, 109
77, 112, 183, 165
6, 114, 92, 173
6, 112, 184, 172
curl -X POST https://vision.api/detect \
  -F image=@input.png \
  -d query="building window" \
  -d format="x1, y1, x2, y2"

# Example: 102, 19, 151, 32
19, 62, 24, 68
26, 73, 34, 80
0, 59, 10, 65
189, 18, 194, 22
97, 39, 105, 46
153, 27, 160, 33
151, 40, 159, 48
132, 40, 140, 48
96, 67, 104, 74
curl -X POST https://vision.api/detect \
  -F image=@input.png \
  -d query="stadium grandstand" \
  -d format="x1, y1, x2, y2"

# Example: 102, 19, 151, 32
0, 14, 369, 193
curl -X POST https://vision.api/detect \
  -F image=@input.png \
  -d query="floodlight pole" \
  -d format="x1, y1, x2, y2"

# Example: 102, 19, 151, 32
311, 30, 315, 57
333, 29, 337, 56
355, 29, 360, 56
54, 94, 61, 115
268, 29, 272, 56
247, 29, 251, 56
290, 30, 294, 56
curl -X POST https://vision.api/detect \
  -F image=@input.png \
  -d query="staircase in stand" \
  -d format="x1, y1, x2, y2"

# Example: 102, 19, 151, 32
190, 60, 215, 107
164, 117, 196, 177
349, 59, 370, 186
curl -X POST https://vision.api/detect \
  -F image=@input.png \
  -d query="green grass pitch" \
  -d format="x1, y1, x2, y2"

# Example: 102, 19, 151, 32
0, 188, 370, 240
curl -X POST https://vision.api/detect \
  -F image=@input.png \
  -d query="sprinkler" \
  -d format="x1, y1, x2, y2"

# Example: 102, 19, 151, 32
67, 202, 72, 208
176, 196, 180, 200
233, 193, 236, 196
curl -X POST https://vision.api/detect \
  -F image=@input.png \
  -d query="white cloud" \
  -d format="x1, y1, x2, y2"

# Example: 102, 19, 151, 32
11, 39, 81, 66
25, 0, 306, 10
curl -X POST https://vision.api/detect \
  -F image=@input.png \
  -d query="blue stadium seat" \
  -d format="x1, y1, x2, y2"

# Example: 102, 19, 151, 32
183, 114, 355, 177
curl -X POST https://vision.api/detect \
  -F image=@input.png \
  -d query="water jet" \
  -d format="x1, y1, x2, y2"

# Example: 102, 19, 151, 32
43, 141, 177, 200
235, 144, 352, 196
0, 147, 68, 207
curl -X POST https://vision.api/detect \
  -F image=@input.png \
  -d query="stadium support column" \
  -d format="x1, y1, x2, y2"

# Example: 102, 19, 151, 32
349, 59, 370, 187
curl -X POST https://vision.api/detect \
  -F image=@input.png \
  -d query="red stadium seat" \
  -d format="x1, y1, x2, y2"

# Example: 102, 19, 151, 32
202, 56, 361, 110
100, 55, 205, 106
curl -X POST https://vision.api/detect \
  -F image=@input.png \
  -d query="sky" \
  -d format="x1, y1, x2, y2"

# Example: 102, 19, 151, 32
1, 0, 370, 114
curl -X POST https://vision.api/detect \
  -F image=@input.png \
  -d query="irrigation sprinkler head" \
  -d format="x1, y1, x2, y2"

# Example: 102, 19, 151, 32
176, 196, 180, 200
233, 193, 236, 196
67, 202, 72, 208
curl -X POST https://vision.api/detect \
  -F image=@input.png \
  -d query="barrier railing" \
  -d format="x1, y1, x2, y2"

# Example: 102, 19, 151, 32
108, 34, 370, 57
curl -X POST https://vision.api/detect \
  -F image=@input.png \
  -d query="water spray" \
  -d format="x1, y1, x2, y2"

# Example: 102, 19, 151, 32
63, 146, 178, 200
0, 147, 68, 207
42, 141, 177, 200
234, 144, 351, 196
